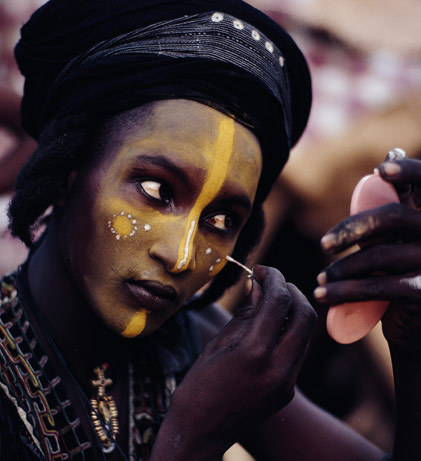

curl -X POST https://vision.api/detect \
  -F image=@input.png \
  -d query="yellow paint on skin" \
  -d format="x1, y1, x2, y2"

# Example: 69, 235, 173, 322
214, 258, 227, 273
104, 199, 141, 223
102, 200, 156, 335
121, 309, 149, 337
83, 101, 261, 340
172, 118, 236, 273
113, 215, 134, 236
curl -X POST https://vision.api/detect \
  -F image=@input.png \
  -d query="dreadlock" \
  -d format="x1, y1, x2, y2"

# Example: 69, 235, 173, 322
8, 109, 265, 304
8, 114, 95, 247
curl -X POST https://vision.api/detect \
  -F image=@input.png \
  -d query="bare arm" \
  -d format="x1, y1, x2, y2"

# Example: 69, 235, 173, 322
241, 389, 384, 461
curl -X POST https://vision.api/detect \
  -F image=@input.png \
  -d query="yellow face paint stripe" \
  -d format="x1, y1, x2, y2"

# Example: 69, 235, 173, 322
172, 118, 236, 273
121, 309, 149, 337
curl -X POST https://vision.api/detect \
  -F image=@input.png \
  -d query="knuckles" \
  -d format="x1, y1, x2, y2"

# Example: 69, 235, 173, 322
260, 267, 292, 310
301, 304, 318, 327
335, 203, 408, 240
243, 342, 272, 367
369, 245, 388, 269
363, 279, 383, 298
288, 302, 318, 340
265, 286, 292, 309
386, 202, 407, 224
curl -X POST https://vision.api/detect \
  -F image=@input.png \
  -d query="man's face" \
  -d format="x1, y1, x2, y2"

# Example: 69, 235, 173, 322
58, 99, 262, 337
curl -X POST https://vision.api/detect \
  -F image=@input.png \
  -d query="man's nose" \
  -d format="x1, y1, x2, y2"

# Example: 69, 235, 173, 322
148, 215, 198, 273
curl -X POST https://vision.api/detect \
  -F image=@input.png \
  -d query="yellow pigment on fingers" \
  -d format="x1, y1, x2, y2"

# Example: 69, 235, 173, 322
121, 309, 149, 337
172, 118, 235, 273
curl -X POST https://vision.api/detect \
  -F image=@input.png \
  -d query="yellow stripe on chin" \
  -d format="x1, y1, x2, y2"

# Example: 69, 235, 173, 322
121, 309, 149, 338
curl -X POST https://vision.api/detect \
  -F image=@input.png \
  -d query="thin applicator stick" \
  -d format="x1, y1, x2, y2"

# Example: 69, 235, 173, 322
225, 255, 254, 276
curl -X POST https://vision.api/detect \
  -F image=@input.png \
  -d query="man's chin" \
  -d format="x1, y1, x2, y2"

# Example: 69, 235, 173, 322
119, 308, 151, 338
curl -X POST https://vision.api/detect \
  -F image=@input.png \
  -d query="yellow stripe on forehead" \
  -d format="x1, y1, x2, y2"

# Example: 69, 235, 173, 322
172, 118, 235, 273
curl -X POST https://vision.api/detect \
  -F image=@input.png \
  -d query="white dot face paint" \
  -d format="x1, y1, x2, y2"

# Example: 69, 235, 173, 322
400, 275, 421, 290
205, 248, 212, 255
144, 224, 151, 232
216, 258, 221, 263
209, 266, 214, 272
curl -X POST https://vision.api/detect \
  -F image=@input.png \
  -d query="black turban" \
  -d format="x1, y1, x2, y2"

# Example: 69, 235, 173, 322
15, 0, 312, 201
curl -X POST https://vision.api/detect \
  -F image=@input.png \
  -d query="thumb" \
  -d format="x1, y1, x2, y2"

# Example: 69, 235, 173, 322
206, 275, 262, 349
232, 273, 262, 322
244, 275, 262, 307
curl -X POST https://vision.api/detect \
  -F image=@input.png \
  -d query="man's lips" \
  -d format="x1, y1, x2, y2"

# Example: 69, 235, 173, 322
124, 279, 179, 312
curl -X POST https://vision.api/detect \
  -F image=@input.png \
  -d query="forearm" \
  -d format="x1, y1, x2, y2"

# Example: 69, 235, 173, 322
241, 389, 384, 461
150, 407, 224, 461
150, 387, 230, 461
391, 349, 421, 461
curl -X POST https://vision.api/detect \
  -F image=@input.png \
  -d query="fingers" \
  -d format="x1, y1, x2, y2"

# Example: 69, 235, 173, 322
233, 271, 263, 321
379, 158, 421, 187
224, 266, 316, 353
321, 203, 421, 253
321, 158, 421, 254
274, 283, 317, 360
379, 158, 421, 207
319, 242, 421, 282
209, 278, 262, 350
245, 266, 293, 347
215, 266, 275, 345
314, 271, 421, 305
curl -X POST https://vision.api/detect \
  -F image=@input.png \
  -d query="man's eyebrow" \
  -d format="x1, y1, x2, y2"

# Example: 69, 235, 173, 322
133, 154, 253, 212
215, 190, 252, 213
133, 154, 190, 184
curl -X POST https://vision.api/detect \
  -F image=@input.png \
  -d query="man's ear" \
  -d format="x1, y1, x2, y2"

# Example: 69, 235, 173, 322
55, 170, 78, 207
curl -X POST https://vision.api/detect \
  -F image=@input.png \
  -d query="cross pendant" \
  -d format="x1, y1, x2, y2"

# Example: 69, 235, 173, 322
91, 364, 113, 398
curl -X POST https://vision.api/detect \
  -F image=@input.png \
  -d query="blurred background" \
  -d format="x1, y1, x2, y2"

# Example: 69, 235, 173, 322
0, 1, 420, 459
0, 0, 40, 274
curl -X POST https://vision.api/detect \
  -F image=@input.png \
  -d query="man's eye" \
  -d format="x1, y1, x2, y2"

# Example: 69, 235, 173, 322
140, 180, 170, 203
205, 214, 233, 231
